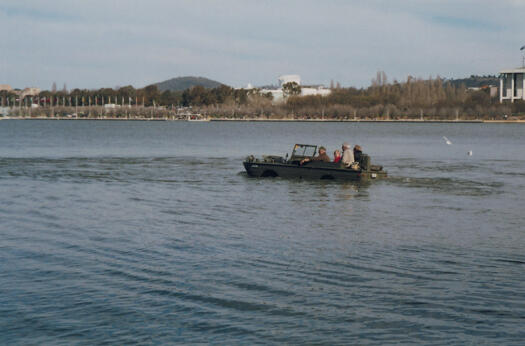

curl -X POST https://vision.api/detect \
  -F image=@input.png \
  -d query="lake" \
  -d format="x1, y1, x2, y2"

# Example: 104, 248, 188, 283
1, 120, 524, 344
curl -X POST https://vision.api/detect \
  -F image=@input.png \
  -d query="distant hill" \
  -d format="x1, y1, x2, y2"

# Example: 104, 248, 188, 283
446, 75, 499, 88
155, 76, 225, 92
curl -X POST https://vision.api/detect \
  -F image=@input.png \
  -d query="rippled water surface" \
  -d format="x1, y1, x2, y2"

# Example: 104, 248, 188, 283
1, 120, 525, 344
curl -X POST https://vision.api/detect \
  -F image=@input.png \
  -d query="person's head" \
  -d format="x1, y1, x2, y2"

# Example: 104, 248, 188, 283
354, 145, 362, 152
334, 149, 341, 156
342, 142, 350, 151
318, 146, 326, 154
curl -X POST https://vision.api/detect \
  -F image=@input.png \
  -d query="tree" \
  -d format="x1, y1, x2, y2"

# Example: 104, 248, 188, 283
140, 84, 161, 106
117, 85, 136, 104
234, 89, 248, 105
282, 82, 301, 98
160, 90, 182, 106
182, 85, 206, 106
213, 85, 233, 104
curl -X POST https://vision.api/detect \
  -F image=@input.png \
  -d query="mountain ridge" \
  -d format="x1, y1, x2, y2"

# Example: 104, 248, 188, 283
155, 76, 225, 92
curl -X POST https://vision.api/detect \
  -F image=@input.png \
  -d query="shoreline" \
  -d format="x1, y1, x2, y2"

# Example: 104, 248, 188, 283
1, 116, 525, 123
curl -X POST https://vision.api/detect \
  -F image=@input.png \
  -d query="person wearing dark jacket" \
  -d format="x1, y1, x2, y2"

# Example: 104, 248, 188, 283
301, 146, 330, 164
353, 145, 363, 163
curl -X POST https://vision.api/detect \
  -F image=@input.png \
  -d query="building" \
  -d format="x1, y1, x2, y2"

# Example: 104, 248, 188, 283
0, 84, 12, 92
301, 86, 332, 97
20, 87, 41, 98
260, 88, 284, 102
489, 85, 498, 98
278, 74, 301, 87
468, 85, 498, 98
499, 67, 525, 103
259, 75, 331, 103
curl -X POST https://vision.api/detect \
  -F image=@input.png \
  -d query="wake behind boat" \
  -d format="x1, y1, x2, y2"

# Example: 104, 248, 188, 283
243, 144, 387, 180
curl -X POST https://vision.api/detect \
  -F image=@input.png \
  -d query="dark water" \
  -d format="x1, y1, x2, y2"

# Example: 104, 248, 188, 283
1, 120, 525, 344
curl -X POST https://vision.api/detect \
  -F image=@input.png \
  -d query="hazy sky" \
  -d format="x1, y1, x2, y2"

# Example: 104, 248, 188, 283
1, 0, 524, 90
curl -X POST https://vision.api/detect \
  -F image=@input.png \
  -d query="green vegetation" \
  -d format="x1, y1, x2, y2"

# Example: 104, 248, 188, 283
283, 74, 501, 120
2, 72, 524, 120
446, 75, 499, 88
282, 82, 301, 97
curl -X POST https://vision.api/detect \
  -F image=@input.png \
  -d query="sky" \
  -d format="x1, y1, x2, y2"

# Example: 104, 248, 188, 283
1, 0, 524, 90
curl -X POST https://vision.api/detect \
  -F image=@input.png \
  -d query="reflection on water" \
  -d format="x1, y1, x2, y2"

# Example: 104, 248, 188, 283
1, 121, 525, 344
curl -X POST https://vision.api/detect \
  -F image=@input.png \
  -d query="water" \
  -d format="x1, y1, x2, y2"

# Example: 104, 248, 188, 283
1, 120, 524, 344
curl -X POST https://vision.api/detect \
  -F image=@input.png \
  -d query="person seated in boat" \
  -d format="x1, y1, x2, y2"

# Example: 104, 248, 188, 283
333, 149, 342, 163
300, 146, 330, 165
341, 142, 354, 167
353, 145, 363, 162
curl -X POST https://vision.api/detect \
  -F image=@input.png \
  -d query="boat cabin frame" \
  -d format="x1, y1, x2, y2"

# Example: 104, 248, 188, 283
290, 144, 317, 162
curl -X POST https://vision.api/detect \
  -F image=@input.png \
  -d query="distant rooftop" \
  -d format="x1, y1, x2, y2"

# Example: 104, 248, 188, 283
499, 67, 525, 74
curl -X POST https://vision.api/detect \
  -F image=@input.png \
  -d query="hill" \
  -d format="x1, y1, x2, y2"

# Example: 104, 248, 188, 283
155, 76, 225, 92
445, 75, 499, 88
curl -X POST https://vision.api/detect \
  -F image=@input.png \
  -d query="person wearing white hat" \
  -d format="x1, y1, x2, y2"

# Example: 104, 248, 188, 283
341, 142, 354, 167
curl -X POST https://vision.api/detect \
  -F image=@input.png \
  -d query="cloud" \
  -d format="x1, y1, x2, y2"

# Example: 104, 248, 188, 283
0, 0, 523, 90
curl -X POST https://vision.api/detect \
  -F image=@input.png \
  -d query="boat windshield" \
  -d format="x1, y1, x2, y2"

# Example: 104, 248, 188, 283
291, 144, 317, 159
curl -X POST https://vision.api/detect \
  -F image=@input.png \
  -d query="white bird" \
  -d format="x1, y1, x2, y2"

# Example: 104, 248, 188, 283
467, 151, 473, 156
442, 136, 452, 145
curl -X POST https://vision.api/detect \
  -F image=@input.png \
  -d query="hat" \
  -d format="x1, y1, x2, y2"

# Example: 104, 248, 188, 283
354, 145, 362, 151
318, 146, 326, 151
342, 142, 350, 149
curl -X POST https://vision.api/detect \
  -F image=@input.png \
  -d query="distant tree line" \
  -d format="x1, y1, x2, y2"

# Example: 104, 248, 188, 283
281, 73, 507, 120
1, 85, 162, 107
198, 73, 519, 120
2, 72, 524, 120
1, 84, 273, 108
445, 74, 499, 88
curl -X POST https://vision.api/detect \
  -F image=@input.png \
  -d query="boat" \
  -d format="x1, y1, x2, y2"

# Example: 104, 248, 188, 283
243, 144, 387, 180
187, 114, 209, 122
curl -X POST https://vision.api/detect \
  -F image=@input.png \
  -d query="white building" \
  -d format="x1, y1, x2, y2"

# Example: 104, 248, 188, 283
259, 75, 331, 103
278, 74, 301, 87
499, 67, 525, 103
20, 87, 41, 98
301, 86, 332, 97
242, 75, 332, 103
261, 89, 284, 102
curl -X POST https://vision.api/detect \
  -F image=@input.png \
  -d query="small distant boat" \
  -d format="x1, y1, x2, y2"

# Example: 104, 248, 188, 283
187, 114, 209, 122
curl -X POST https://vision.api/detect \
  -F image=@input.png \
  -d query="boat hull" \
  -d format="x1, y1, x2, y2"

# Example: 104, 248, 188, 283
243, 161, 386, 181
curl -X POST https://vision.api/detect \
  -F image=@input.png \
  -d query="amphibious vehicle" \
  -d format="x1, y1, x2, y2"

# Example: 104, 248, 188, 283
243, 144, 387, 180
